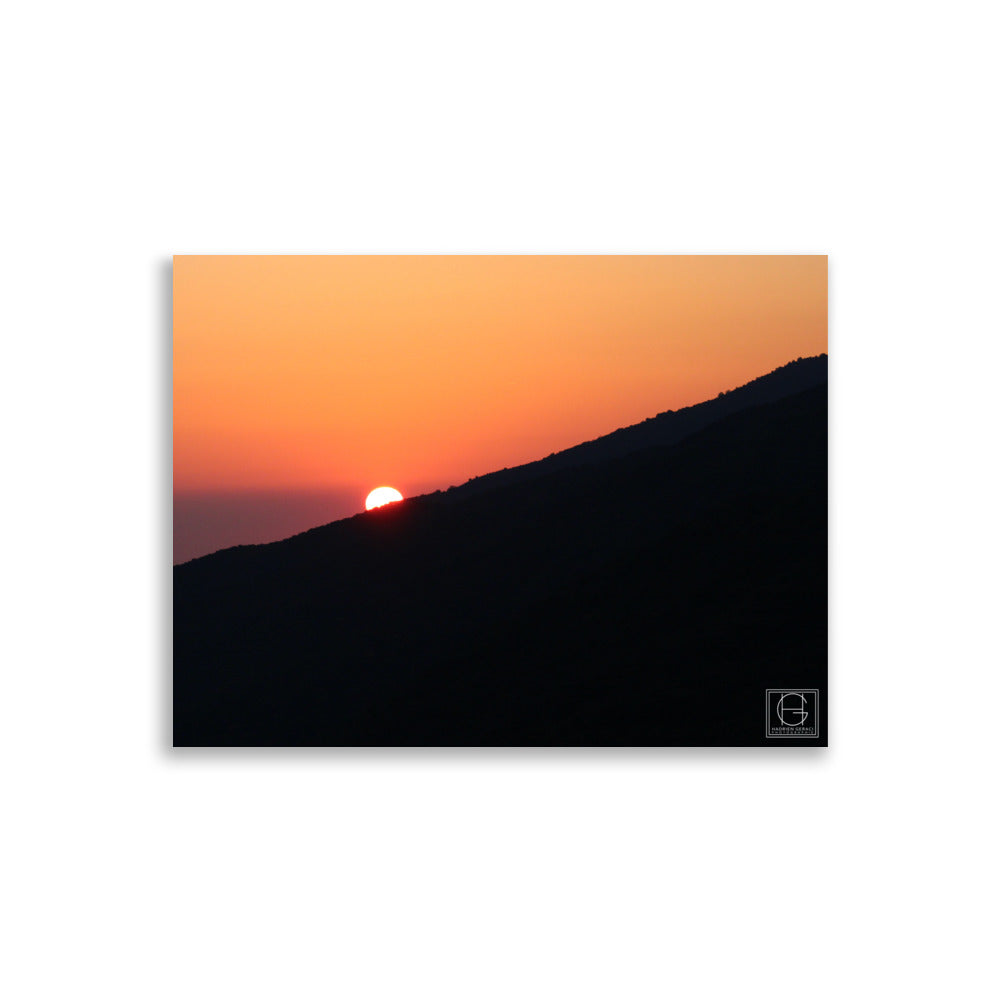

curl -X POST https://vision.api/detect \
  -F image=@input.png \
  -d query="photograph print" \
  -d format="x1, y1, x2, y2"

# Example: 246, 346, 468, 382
173, 254, 828, 747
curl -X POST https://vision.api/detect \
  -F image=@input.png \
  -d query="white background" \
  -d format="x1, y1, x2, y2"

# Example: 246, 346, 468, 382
3, 2, 998, 998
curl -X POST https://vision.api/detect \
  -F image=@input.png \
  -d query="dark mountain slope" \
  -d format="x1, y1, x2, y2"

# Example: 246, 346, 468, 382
174, 380, 827, 746
440, 354, 827, 501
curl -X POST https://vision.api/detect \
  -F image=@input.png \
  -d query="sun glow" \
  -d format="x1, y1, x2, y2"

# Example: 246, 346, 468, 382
365, 486, 403, 510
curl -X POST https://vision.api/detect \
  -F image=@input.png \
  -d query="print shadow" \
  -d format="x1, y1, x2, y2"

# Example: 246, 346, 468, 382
157, 257, 173, 751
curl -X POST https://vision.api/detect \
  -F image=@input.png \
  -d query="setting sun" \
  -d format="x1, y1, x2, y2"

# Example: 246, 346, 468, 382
365, 486, 403, 510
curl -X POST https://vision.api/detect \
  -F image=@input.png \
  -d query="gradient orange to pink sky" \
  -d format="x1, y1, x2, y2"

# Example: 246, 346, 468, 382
174, 255, 826, 560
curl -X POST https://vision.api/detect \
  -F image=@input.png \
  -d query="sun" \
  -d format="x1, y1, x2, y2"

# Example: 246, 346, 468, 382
365, 486, 404, 510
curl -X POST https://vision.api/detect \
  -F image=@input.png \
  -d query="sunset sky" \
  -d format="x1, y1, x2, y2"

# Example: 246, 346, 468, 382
174, 255, 826, 561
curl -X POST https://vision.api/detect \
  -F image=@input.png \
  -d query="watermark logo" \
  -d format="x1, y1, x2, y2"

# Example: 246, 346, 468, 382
766, 689, 819, 738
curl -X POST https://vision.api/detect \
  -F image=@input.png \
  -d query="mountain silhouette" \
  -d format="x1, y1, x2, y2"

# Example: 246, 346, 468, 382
440, 354, 827, 500
174, 355, 828, 746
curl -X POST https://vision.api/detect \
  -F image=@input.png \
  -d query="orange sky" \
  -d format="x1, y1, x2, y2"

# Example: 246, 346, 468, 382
174, 255, 827, 497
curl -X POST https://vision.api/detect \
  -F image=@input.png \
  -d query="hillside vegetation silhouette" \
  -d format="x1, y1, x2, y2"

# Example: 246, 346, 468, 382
174, 356, 827, 746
